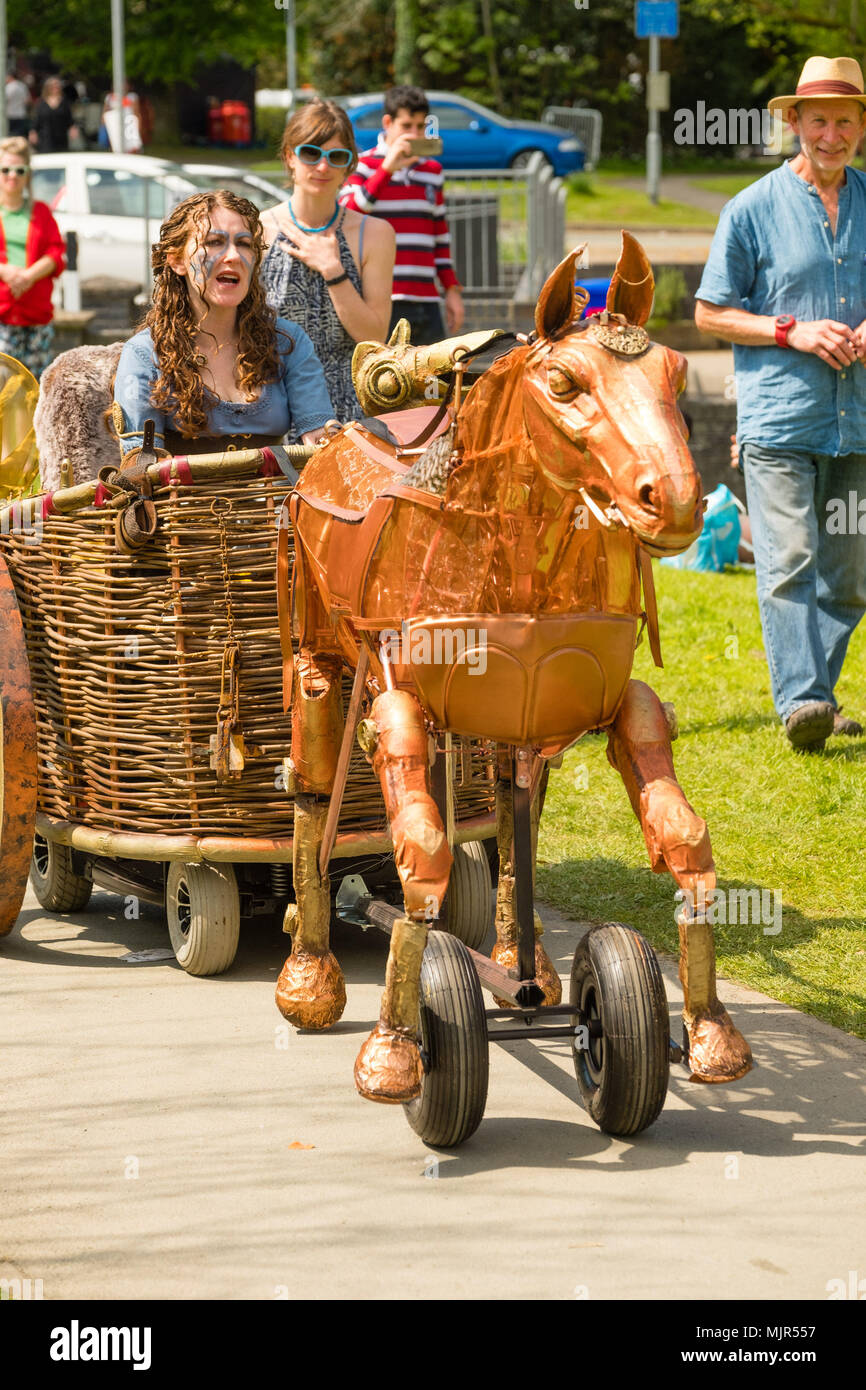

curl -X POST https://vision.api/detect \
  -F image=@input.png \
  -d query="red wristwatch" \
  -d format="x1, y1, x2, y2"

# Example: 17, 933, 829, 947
775, 314, 796, 347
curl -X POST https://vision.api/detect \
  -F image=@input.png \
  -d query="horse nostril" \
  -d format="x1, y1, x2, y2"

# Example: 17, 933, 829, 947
639, 482, 657, 510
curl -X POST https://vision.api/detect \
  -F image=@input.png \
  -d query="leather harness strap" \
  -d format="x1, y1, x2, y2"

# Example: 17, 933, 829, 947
277, 497, 295, 711
638, 546, 663, 668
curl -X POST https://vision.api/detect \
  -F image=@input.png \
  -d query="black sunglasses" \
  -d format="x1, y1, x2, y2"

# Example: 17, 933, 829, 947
293, 143, 353, 169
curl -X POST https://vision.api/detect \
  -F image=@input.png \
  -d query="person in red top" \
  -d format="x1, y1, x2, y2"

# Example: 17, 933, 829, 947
339, 84, 464, 346
0, 137, 65, 379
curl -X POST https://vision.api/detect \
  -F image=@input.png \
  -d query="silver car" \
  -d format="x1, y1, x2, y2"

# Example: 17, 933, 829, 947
30, 153, 285, 285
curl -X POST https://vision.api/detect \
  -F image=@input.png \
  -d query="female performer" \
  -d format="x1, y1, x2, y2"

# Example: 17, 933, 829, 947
114, 189, 336, 456
260, 100, 395, 423
0, 136, 65, 379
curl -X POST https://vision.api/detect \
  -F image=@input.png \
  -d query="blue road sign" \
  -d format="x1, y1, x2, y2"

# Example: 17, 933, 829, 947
635, 1, 679, 38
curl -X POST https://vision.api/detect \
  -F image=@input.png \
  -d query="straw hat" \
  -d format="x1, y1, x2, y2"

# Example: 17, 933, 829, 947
768, 56, 866, 117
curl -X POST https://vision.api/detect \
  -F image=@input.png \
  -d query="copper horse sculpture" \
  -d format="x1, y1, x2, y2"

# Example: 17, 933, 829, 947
275, 233, 753, 1102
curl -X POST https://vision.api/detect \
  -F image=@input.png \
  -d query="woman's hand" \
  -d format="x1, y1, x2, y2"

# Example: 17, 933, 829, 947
301, 420, 342, 447
279, 226, 343, 283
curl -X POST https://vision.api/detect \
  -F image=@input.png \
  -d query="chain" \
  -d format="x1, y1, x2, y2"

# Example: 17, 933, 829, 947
212, 498, 236, 646
212, 498, 240, 724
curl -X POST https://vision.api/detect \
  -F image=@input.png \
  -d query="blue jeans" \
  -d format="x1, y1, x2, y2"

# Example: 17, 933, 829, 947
743, 444, 866, 722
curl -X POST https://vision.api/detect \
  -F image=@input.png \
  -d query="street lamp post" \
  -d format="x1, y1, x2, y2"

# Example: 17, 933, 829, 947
111, 0, 125, 154
0, 0, 7, 140
285, 0, 297, 114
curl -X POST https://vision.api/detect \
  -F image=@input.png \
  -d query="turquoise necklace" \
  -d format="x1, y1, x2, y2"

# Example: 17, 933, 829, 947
287, 199, 339, 234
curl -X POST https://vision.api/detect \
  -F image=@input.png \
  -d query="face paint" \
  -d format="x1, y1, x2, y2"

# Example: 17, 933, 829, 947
186, 225, 255, 298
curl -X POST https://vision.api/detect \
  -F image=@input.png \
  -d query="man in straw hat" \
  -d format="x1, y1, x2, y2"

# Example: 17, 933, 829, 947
695, 56, 866, 750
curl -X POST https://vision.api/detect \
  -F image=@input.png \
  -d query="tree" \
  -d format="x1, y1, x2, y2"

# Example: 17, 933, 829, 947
7, 0, 288, 88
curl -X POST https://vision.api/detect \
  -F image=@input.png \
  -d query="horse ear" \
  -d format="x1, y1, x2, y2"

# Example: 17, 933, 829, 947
534, 245, 586, 339
606, 231, 654, 325
388, 318, 411, 347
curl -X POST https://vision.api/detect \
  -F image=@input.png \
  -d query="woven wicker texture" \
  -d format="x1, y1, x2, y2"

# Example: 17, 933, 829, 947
0, 473, 494, 837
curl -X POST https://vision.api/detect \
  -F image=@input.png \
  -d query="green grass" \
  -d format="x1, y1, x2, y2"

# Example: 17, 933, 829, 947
536, 566, 866, 1039
566, 171, 717, 228
597, 155, 774, 177
689, 173, 765, 197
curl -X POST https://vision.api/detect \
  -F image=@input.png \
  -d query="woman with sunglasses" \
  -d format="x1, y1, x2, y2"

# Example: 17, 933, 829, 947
0, 137, 65, 379
261, 100, 395, 422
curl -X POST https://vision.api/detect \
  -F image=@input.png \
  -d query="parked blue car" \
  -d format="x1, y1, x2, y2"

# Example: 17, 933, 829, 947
340, 92, 585, 176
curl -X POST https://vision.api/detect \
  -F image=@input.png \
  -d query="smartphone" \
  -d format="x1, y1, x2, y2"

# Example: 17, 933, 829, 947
408, 137, 443, 158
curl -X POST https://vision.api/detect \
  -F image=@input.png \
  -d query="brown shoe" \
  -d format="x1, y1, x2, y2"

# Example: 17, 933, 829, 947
785, 701, 835, 750
833, 707, 863, 737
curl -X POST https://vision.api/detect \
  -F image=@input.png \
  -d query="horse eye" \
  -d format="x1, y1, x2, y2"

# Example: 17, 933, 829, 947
548, 366, 579, 398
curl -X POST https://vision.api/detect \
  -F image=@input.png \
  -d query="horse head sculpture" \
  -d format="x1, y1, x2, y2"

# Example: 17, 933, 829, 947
523, 232, 702, 557
274, 232, 752, 1108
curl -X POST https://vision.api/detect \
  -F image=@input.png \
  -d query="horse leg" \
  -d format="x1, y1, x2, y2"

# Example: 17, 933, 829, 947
606, 679, 752, 1083
275, 651, 347, 1030
354, 689, 453, 1103
490, 762, 561, 1005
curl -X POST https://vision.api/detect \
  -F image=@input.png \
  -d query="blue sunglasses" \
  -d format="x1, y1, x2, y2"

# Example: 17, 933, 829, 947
294, 143, 353, 169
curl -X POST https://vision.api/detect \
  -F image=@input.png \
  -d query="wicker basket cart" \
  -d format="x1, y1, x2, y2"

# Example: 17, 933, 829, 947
0, 444, 496, 974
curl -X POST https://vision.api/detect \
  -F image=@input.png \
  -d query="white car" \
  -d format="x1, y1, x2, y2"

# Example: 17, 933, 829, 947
30, 153, 285, 285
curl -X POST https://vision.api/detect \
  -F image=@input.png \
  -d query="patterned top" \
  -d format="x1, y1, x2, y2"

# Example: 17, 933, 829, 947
261, 206, 364, 423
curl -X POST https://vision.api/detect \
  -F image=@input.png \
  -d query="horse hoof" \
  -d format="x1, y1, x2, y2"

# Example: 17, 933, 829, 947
490, 940, 562, 1008
354, 1022, 423, 1104
275, 947, 346, 1030
686, 1004, 753, 1084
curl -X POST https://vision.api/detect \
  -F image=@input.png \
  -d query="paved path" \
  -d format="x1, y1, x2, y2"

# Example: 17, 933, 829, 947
565, 226, 716, 268
2, 880, 864, 1300
565, 173, 728, 267
683, 348, 735, 399
612, 173, 734, 216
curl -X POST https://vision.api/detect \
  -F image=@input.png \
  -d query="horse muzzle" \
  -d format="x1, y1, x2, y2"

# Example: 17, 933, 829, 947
621, 470, 703, 556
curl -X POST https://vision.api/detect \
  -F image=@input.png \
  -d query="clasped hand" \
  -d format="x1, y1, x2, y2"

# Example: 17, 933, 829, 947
788, 317, 866, 369
0, 264, 33, 299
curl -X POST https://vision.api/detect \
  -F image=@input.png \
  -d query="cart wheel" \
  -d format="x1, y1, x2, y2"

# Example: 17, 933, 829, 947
166, 861, 240, 976
443, 840, 493, 950
404, 929, 489, 1148
0, 554, 37, 937
570, 923, 669, 1137
30, 834, 92, 912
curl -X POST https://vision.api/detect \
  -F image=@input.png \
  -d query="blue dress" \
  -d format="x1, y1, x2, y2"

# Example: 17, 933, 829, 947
261, 207, 365, 423
113, 318, 334, 454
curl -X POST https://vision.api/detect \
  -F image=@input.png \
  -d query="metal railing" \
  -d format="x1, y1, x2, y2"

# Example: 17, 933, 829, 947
542, 106, 603, 172
444, 154, 566, 302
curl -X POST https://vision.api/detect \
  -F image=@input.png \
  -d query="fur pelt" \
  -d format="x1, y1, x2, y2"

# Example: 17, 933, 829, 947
35, 341, 125, 490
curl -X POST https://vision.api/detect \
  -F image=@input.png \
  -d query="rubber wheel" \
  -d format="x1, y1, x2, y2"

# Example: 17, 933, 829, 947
404, 929, 489, 1148
0, 553, 37, 936
166, 861, 240, 976
443, 840, 493, 950
509, 148, 554, 171
570, 923, 669, 1136
30, 834, 92, 912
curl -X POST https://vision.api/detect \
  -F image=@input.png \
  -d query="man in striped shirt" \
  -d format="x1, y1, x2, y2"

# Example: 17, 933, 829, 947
340, 84, 464, 345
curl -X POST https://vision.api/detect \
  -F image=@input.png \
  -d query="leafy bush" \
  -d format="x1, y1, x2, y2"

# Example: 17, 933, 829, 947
257, 106, 289, 158
649, 267, 688, 325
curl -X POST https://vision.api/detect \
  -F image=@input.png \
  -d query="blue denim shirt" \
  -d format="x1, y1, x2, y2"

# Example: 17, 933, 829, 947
696, 160, 866, 455
114, 317, 334, 453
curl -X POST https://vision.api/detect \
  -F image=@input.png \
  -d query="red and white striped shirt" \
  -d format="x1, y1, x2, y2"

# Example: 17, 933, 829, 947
339, 139, 460, 302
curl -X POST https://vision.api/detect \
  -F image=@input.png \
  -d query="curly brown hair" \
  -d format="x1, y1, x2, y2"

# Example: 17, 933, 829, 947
145, 190, 282, 438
